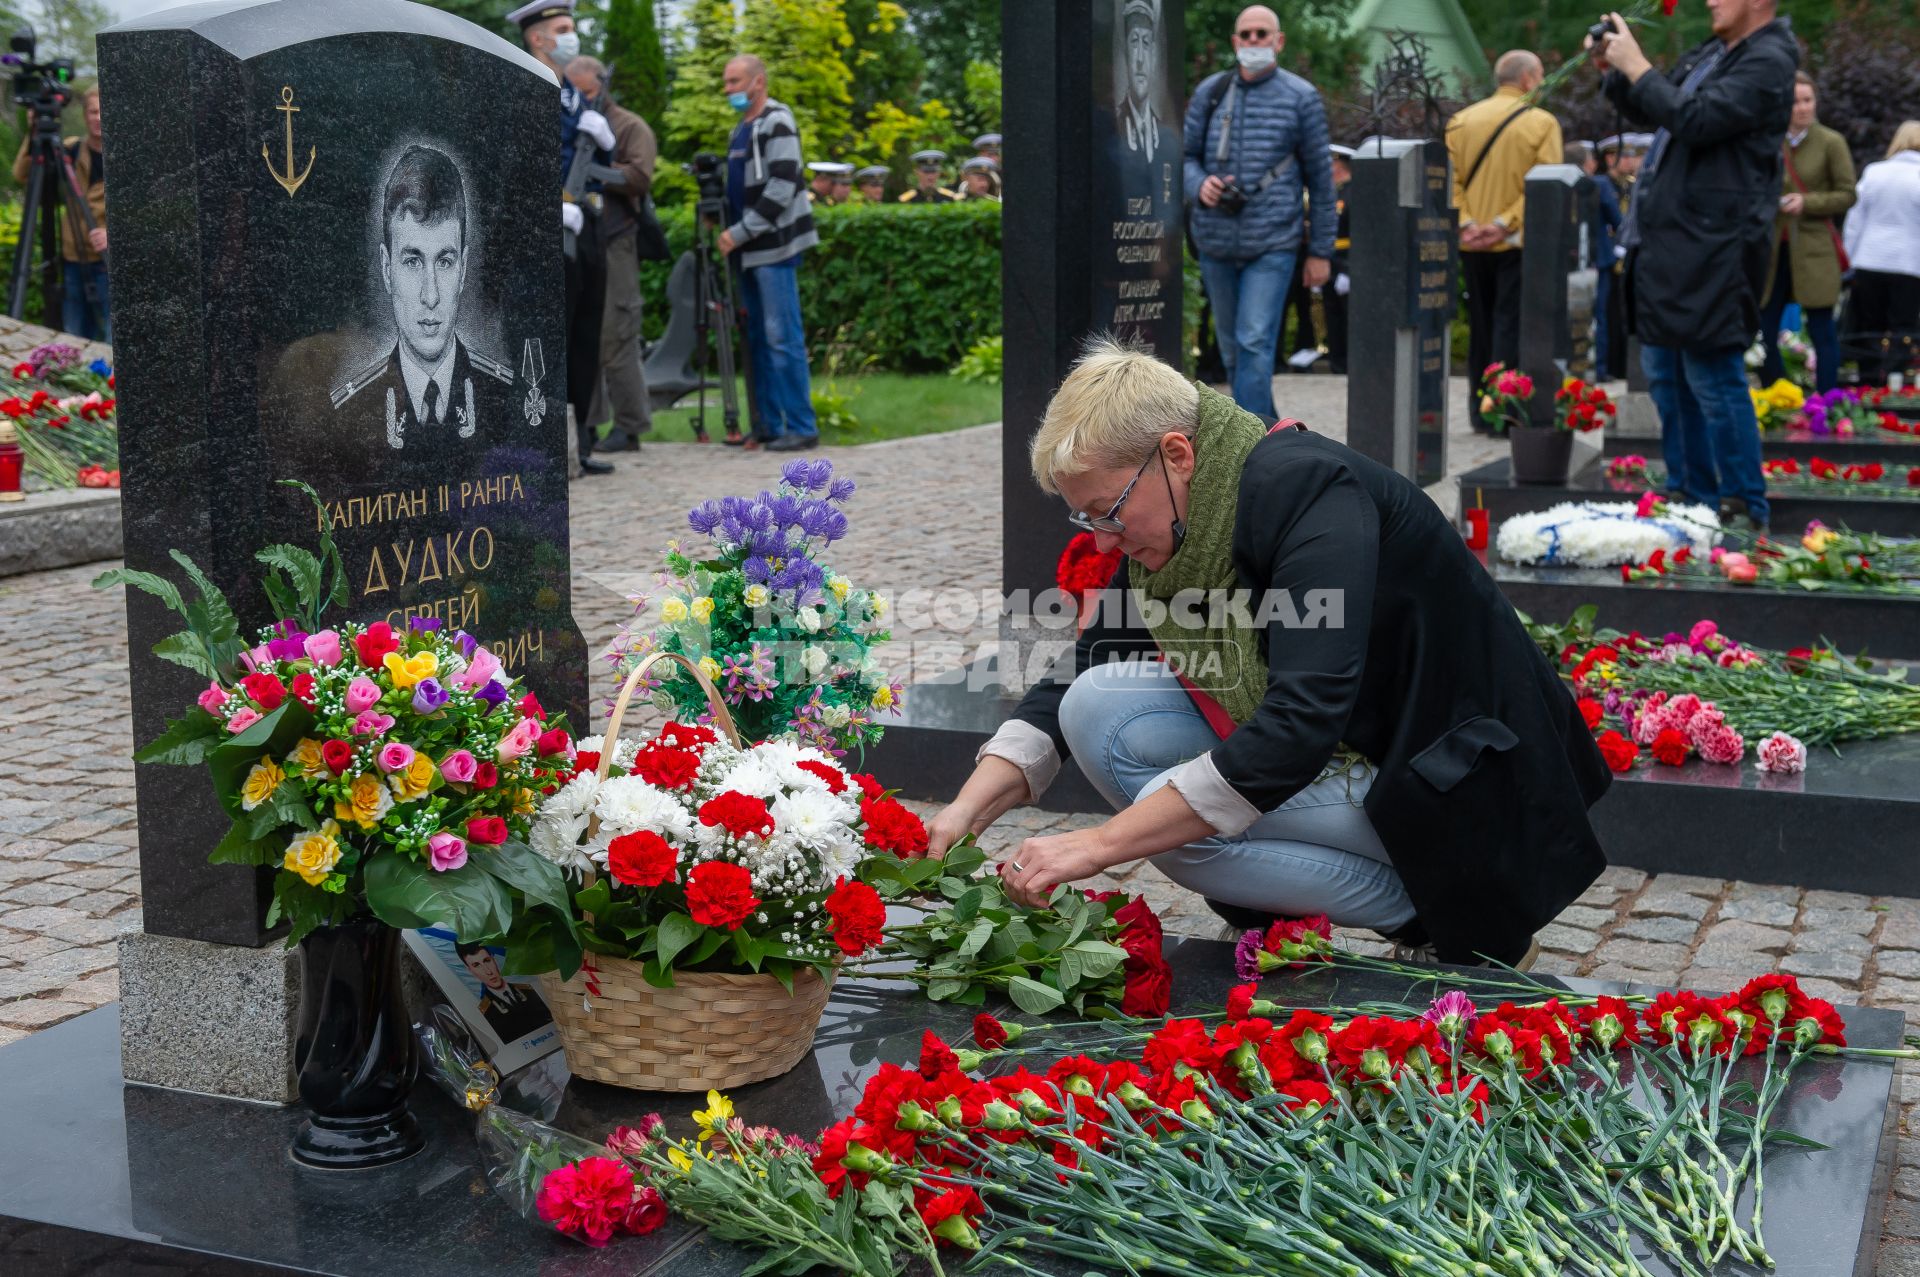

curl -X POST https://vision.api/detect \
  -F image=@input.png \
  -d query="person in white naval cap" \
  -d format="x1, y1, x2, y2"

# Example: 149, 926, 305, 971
972, 133, 1002, 162
853, 164, 889, 202
807, 161, 853, 206
900, 149, 956, 203
959, 155, 1001, 202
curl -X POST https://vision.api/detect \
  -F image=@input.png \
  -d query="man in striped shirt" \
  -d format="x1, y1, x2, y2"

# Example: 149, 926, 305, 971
716, 55, 821, 452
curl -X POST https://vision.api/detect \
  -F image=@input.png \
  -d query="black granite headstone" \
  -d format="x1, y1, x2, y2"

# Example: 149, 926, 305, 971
1517, 163, 1588, 427
1001, 0, 1182, 684
1345, 137, 1453, 486
101, 0, 583, 947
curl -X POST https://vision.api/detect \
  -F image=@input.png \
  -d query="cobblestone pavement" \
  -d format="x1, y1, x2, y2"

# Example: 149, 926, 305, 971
7, 369, 1920, 1266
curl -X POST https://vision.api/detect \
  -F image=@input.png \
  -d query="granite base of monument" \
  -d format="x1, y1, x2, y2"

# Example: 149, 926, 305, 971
1461, 457, 1920, 537
0, 487, 124, 577
1592, 732, 1920, 895
1489, 553, 1920, 657
0, 947, 1900, 1276
117, 931, 299, 1103
1604, 419, 1920, 464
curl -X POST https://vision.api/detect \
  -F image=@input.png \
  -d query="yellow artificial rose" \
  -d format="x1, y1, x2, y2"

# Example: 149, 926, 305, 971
389, 753, 437, 801
829, 575, 852, 603
286, 738, 327, 777
660, 597, 690, 624
382, 650, 438, 688
698, 655, 722, 682
514, 786, 538, 816
742, 584, 770, 609
240, 756, 285, 811
284, 819, 344, 886
1804, 526, 1839, 553
1767, 379, 1804, 411
334, 773, 394, 830
870, 684, 897, 710
690, 596, 715, 623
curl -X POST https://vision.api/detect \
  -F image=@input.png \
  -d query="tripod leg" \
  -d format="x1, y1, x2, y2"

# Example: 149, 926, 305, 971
36, 153, 64, 332
7, 155, 42, 320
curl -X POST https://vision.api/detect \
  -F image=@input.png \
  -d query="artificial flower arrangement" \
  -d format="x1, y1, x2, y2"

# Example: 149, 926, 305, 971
1749, 377, 1805, 431
1495, 494, 1717, 568
1795, 386, 1875, 436
1476, 362, 1533, 433
94, 481, 578, 945
610, 956, 1875, 1277
1618, 519, 1920, 593
4, 378, 118, 489
605, 458, 900, 760
1552, 376, 1615, 432
1762, 455, 1920, 496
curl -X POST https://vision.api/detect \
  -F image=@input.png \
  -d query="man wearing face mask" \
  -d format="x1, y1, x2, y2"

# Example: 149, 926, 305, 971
511, 0, 616, 475
1183, 5, 1337, 417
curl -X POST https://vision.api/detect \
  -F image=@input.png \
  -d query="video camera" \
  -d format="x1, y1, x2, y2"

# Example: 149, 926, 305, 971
684, 151, 726, 204
2, 27, 74, 119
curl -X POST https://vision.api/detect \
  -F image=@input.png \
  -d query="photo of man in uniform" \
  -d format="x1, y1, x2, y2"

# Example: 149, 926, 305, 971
455, 939, 554, 1044
332, 144, 514, 450
1118, 0, 1163, 162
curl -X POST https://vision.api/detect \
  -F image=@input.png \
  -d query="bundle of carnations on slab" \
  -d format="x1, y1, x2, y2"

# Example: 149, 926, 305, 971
513, 651, 919, 1092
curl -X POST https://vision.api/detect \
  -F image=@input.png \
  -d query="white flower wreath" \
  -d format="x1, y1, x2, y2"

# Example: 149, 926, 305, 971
1497, 500, 1719, 568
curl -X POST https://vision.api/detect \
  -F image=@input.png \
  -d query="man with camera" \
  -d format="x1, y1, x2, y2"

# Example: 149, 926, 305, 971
1591, 0, 1798, 535
12, 83, 107, 341
1183, 5, 1337, 417
717, 54, 820, 452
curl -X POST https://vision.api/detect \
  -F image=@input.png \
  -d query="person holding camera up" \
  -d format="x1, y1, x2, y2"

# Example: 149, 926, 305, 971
1592, 0, 1797, 535
717, 54, 819, 452
1183, 5, 1337, 417
13, 83, 108, 342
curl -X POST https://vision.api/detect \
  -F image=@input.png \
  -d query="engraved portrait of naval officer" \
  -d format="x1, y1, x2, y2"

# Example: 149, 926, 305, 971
1117, 0, 1163, 163
332, 144, 513, 450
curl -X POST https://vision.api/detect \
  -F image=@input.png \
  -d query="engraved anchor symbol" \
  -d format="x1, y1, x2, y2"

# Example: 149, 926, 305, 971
262, 86, 315, 197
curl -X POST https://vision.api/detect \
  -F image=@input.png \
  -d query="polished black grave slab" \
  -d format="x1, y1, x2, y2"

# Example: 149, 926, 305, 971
1489, 553, 1920, 658
1461, 456, 1920, 538
0, 945, 1902, 1276
1603, 419, 1920, 464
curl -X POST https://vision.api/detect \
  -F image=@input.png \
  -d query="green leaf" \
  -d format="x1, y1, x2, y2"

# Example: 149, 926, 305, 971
92, 566, 186, 618
255, 544, 326, 618
955, 916, 993, 959
952, 885, 982, 923
656, 911, 701, 969
168, 548, 240, 649
474, 840, 574, 919
362, 855, 512, 939
134, 712, 221, 766
209, 818, 280, 866
925, 977, 970, 1001
151, 631, 219, 680
1007, 975, 1066, 1016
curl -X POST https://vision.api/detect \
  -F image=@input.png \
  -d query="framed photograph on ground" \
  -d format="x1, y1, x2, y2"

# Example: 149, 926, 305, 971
404, 927, 562, 1074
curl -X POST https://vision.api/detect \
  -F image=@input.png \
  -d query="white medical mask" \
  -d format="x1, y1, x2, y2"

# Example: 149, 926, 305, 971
1236, 45, 1276, 72
549, 30, 580, 63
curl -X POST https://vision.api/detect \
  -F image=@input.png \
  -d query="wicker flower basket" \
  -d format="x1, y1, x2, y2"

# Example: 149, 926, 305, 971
535, 650, 836, 1092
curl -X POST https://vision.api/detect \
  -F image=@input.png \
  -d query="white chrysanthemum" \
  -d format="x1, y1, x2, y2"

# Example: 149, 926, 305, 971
716, 755, 783, 800
817, 836, 863, 886
530, 812, 593, 872
542, 772, 602, 824
593, 775, 696, 841
1496, 501, 1719, 568
769, 788, 851, 849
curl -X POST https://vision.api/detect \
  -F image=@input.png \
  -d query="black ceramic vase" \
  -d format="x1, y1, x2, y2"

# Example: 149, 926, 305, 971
1510, 426, 1575, 485
292, 915, 424, 1169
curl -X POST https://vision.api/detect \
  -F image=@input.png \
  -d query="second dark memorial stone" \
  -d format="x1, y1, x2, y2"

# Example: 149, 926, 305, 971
102, 0, 585, 945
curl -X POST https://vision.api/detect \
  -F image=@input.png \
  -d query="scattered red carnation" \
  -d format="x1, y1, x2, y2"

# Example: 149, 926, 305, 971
824, 877, 886, 955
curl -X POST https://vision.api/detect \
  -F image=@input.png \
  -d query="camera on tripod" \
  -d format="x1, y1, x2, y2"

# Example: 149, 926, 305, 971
684, 151, 726, 208
3, 26, 75, 117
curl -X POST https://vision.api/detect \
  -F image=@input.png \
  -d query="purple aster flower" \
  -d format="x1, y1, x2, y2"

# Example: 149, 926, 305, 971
1422, 990, 1479, 1041
1233, 929, 1264, 982
474, 679, 508, 708
828, 476, 856, 503
742, 555, 774, 584
796, 500, 836, 539
688, 500, 722, 536
767, 492, 807, 527
412, 677, 449, 715
408, 616, 443, 633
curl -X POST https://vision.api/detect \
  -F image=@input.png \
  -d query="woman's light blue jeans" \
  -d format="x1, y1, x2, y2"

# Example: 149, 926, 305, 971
1059, 662, 1414, 932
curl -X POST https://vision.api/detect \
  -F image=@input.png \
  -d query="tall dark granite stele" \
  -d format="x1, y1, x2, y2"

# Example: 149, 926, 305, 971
1517, 163, 1588, 426
1346, 138, 1453, 486
99, 0, 579, 1100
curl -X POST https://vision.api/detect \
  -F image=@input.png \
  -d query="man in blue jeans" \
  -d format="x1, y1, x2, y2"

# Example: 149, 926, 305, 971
1183, 5, 1336, 417
1596, 0, 1796, 534
718, 54, 819, 453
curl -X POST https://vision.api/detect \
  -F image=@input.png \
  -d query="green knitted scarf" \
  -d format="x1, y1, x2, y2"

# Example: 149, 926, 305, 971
1128, 384, 1270, 726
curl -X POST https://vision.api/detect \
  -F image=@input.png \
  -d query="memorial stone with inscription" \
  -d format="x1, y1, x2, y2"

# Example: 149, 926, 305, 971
99, 0, 579, 1099
1346, 137, 1454, 486
1517, 164, 1589, 426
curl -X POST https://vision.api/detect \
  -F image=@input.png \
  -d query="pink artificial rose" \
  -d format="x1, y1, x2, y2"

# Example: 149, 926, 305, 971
427, 832, 469, 872
439, 749, 478, 784
238, 643, 274, 673
1688, 620, 1718, 647
197, 681, 229, 715
1726, 562, 1759, 584
1698, 725, 1747, 765
1756, 731, 1807, 775
377, 742, 416, 774
496, 716, 540, 762
345, 677, 383, 713
450, 646, 501, 692
304, 629, 343, 667
353, 710, 396, 737
226, 706, 262, 734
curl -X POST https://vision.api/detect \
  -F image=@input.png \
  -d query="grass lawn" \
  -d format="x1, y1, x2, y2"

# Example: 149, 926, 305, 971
627, 372, 1002, 445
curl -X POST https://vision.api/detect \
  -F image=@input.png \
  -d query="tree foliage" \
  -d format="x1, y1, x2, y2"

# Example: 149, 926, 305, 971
1182, 0, 1369, 99
897, 0, 998, 127
603, 0, 669, 129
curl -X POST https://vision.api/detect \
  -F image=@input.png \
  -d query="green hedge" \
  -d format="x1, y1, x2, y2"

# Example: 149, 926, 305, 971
637, 200, 1001, 373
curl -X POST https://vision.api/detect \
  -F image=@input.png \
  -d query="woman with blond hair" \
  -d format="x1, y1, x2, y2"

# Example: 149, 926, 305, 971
923, 339, 1611, 968
1845, 121, 1920, 385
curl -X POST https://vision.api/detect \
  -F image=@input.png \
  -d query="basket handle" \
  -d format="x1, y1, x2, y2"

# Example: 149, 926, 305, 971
578, 651, 742, 923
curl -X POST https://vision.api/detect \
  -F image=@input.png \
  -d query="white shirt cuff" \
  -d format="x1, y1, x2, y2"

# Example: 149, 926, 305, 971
977, 719, 1060, 804
1167, 751, 1263, 837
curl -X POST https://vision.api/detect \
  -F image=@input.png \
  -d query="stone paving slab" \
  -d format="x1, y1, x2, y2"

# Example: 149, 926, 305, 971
4, 371, 1917, 1266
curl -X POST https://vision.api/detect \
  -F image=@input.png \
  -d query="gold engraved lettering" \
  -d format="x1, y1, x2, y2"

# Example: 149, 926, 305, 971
363, 546, 390, 595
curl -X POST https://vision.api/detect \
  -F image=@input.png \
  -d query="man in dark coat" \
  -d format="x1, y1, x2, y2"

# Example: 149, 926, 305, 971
1594, 0, 1797, 534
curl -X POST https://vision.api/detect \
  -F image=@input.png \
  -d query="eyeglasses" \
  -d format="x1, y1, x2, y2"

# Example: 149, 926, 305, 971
1237, 26, 1272, 39
1067, 450, 1160, 534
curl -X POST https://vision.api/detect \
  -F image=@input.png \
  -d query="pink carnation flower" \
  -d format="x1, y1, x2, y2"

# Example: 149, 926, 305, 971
1688, 619, 1719, 646
1685, 707, 1727, 750
1697, 724, 1746, 765
1755, 731, 1807, 774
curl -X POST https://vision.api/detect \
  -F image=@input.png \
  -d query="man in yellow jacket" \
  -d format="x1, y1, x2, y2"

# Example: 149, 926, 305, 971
11, 84, 109, 342
1446, 53, 1562, 433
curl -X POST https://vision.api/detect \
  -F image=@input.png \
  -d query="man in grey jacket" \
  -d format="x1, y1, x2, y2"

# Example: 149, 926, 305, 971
1184, 5, 1337, 416
718, 54, 820, 451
